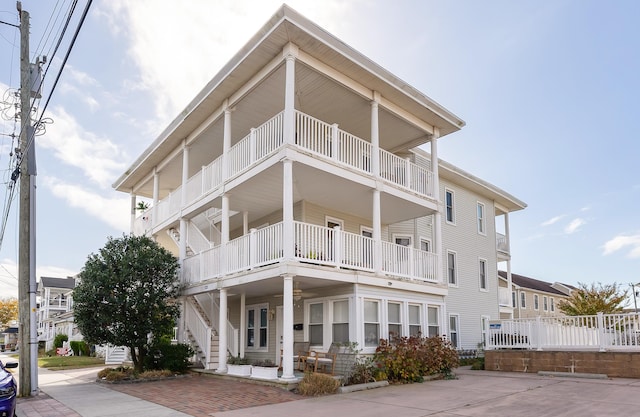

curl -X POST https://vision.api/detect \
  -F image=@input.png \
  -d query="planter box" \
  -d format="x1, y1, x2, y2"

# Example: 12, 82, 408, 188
251, 365, 278, 380
227, 364, 252, 377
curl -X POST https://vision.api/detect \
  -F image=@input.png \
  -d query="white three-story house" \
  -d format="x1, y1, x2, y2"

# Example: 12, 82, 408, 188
114, 5, 525, 379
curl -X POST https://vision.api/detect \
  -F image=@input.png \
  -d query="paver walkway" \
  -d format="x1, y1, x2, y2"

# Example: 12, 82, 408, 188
106, 373, 300, 416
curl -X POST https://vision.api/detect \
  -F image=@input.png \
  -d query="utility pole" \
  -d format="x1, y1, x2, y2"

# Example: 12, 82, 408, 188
18, 1, 38, 397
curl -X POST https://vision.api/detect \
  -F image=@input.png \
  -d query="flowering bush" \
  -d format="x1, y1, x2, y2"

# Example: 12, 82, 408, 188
374, 334, 459, 383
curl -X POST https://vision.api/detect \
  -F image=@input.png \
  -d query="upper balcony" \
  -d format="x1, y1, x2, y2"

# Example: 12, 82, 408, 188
496, 232, 510, 258
134, 110, 436, 234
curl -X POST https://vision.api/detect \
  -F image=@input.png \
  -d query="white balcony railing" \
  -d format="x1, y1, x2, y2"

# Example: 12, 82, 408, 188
496, 233, 509, 254
137, 110, 436, 229
182, 221, 440, 286
487, 313, 640, 351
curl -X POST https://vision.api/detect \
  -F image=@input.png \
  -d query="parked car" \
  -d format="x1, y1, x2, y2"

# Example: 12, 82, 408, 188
0, 360, 17, 417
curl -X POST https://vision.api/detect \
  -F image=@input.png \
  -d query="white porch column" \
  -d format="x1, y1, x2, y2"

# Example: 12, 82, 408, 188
221, 194, 230, 275
283, 159, 294, 260
152, 169, 159, 227
430, 128, 443, 283
372, 189, 382, 274
371, 92, 380, 177
504, 211, 511, 253
222, 101, 232, 179
506, 260, 513, 319
181, 141, 189, 205
129, 192, 136, 232
239, 293, 246, 358
283, 43, 298, 146
280, 275, 295, 380
217, 288, 228, 372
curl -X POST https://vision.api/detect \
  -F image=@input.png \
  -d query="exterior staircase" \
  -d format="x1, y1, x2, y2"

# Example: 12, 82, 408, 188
167, 228, 195, 256
186, 327, 220, 370
184, 295, 220, 370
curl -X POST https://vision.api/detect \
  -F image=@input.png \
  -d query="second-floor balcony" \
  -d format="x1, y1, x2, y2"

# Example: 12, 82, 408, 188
182, 220, 440, 287
136, 110, 436, 232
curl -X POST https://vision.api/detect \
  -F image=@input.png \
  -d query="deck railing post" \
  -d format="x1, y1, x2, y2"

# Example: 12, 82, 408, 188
249, 228, 257, 269
536, 316, 543, 351
597, 312, 606, 352
332, 123, 339, 161
333, 226, 342, 268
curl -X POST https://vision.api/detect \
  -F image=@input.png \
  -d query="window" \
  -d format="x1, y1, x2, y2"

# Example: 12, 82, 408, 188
477, 202, 486, 234
309, 303, 324, 346
394, 235, 412, 247
387, 302, 402, 337
512, 291, 516, 308
534, 294, 539, 310
447, 251, 457, 285
428, 306, 440, 337
550, 298, 555, 312
246, 304, 268, 350
420, 238, 431, 252
364, 300, 380, 347
445, 189, 455, 223
520, 292, 526, 309
332, 300, 349, 344
409, 304, 421, 336
449, 315, 459, 348
543, 296, 548, 311
479, 259, 487, 290
361, 227, 373, 268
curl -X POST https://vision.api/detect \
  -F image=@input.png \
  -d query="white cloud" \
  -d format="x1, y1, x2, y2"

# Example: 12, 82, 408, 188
603, 233, 640, 258
42, 177, 130, 231
37, 106, 127, 188
564, 218, 586, 234
0, 258, 78, 298
95, 0, 358, 126
541, 215, 564, 226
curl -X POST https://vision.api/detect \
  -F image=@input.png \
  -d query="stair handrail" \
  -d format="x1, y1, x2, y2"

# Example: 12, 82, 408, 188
185, 301, 212, 367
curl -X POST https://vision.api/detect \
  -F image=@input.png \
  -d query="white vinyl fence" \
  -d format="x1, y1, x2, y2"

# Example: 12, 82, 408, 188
487, 313, 640, 352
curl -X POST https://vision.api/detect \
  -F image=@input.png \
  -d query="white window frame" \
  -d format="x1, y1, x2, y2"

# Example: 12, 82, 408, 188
534, 294, 539, 310
478, 258, 488, 291
481, 315, 490, 348
512, 291, 517, 308
363, 299, 380, 349
420, 237, 431, 252
448, 314, 460, 349
447, 250, 458, 286
307, 302, 324, 348
393, 234, 413, 247
477, 202, 486, 235
427, 305, 440, 338
387, 301, 402, 338
520, 292, 526, 309
360, 226, 373, 238
550, 297, 555, 312
246, 303, 269, 352
408, 304, 422, 337
332, 299, 350, 345
543, 296, 548, 311
325, 216, 344, 230
445, 189, 456, 224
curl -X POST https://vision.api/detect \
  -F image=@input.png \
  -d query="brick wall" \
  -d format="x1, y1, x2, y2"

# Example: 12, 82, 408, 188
484, 350, 640, 378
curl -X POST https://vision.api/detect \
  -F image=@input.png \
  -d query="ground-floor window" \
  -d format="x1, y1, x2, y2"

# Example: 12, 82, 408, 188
364, 300, 380, 347
332, 300, 349, 344
309, 302, 324, 346
408, 304, 421, 336
428, 306, 440, 337
246, 303, 268, 351
449, 314, 460, 348
387, 302, 402, 337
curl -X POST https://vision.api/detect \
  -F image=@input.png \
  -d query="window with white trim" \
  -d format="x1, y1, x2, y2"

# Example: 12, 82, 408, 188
309, 302, 324, 346
477, 202, 486, 234
387, 302, 402, 338
361, 227, 373, 269
534, 294, 539, 310
445, 189, 455, 224
543, 296, 548, 311
420, 238, 431, 252
246, 304, 268, 350
479, 258, 487, 290
520, 292, 526, 309
512, 291, 516, 308
449, 314, 460, 348
409, 304, 421, 336
332, 300, 349, 344
550, 298, 555, 312
364, 300, 380, 347
447, 251, 457, 285
428, 306, 440, 337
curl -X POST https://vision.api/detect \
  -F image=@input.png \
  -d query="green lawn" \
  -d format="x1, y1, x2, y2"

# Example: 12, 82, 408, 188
38, 355, 105, 370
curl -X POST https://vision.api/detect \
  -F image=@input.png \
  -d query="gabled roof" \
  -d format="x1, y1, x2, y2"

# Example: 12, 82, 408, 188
499, 271, 568, 296
1, 327, 18, 334
38, 277, 76, 290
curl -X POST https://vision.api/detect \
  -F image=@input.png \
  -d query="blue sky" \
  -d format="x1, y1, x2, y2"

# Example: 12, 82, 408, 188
0, 0, 638, 300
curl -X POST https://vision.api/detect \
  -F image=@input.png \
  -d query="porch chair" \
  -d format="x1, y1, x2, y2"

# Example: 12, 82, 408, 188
304, 343, 339, 375
279, 341, 311, 370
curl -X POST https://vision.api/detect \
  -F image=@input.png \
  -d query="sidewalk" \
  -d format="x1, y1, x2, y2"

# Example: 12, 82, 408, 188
14, 365, 640, 417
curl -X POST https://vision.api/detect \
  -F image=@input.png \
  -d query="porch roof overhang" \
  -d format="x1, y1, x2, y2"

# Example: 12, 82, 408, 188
113, 4, 465, 193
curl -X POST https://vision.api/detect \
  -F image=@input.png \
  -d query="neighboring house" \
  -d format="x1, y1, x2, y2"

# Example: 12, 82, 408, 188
499, 271, 572, 319
36, 276, 82, 351
1, 326, 18, 351
113, 5, 525, 378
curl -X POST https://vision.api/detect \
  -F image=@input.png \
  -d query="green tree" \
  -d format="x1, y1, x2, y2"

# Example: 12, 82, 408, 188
0, 297, 18, 327
557, 282, 628, 315
73, 234, 181, 372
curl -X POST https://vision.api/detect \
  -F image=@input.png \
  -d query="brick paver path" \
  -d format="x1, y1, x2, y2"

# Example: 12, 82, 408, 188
106, 373, 301, 416
17, 393, 82, 417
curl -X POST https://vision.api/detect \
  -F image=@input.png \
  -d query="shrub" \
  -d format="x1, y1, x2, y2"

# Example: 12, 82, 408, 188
69, 341, 91, 356
139, 369, 173, 379
374, 334, 459, 383
228, 355, 250, 365
297, 372, 340, 396
98, 366, 136, 381
144, 342, 193, 373
53, 334, 68, 349
347, 356, 377, 385
470, 357, 485, 370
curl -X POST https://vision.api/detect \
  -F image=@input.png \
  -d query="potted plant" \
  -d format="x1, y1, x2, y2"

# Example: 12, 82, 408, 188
227, 356, 251, 376
251, 359, 278, 380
